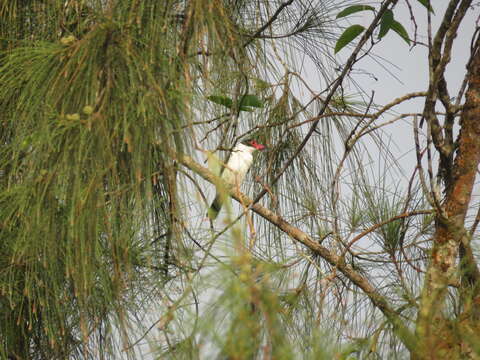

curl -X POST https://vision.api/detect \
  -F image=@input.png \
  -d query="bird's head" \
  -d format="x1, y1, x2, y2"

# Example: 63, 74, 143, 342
242, 138, 266, 151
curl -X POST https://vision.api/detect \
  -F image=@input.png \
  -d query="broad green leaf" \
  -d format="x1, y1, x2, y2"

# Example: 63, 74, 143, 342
207, 95, 233, 108
417, 0, 434, 13
239, 106, 255, 112
336, 5, 375, 19
378, 10, 393, 39
391, 20, 411, 45
252, 77, 271, 91
334, 25, 365, 54
239, 94, 263, 108
208, 94, 263, 111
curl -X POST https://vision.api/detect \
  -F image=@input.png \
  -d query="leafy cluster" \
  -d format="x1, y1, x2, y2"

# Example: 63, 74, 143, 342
2, 0, 478, 359
0, 0, 341, 359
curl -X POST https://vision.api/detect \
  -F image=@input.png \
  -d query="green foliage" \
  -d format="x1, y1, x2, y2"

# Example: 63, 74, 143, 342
390, 20, 411, 45
196, 250, 339, 360
360, 180, 405, 253
417, 0, 434, 13
240, 94, 264, 109
213, 258, 295, 359
378, 10, 410, 44
0, 0, 266, 357
336, 5, 375, 19
208, 95, 234, 108
378, 10, 394, 39
335, 25, 365, 53
0, 1, 344, 358
335, 4, 410, 50
208, 94, 264, 112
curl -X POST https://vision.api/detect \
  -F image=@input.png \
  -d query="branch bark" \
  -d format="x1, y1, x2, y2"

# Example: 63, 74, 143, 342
422, 0, 473, 192
175, 152, 417, 352
415, 31, 480, 359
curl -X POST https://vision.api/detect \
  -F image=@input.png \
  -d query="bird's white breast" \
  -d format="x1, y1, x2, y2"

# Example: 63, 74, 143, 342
222, 145, 254, 186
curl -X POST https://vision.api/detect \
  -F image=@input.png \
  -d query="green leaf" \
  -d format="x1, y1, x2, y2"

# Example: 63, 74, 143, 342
252, 77, 271, 92
336, 5, 375, 19
338, 338, 369, 359
208, 94, 263, 111
239, 94, 263, 108
207, 95, 233, 108
334, 25, 365, 54
378, 10, 394, 39
417, 0, 434, 13
391, 20, 411, 45
239, 106, 255, 112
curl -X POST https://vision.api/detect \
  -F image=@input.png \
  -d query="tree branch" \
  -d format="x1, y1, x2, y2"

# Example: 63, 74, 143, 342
243, 0, 294, 48
417, 27, 480, 355
249, 0, 399, 209
175, 152, 417, 351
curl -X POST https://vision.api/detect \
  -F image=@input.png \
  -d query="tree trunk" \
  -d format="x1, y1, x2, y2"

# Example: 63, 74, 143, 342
414, 39, 480, 359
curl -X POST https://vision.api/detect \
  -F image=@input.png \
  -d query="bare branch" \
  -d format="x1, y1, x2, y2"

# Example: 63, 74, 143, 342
250, 0, 400, 208
243, 0, 294, 48
176, 152, 417, 351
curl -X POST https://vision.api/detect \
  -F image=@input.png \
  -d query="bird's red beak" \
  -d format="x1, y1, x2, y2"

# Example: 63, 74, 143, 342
249, 140, 266, 150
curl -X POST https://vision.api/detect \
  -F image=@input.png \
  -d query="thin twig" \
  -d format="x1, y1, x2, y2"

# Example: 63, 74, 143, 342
176, 152, 417, 351
243, 0, 294, 48
340, 210, 433, 259
250, 0, 400, 208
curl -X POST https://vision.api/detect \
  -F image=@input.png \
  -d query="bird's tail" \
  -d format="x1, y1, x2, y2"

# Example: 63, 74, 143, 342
207, 194, 223, 220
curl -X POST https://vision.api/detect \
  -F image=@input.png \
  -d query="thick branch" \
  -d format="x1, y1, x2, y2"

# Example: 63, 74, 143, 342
423, 0, 473, 187
416, 30, 480, 356
176, 152, 416, 351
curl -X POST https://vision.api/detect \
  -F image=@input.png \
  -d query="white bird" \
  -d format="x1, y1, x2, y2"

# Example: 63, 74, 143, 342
207, 139, 266, 220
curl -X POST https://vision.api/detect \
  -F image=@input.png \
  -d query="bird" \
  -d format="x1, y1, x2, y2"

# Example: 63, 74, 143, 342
207, 139, 266, 220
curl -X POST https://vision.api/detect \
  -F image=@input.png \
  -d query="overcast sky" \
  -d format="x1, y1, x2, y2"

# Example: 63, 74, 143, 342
357, 1, 476, 106
325, 1, 479, 184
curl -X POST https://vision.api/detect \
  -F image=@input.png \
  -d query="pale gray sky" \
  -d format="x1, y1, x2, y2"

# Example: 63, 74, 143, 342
329, 1, 478, 184
139, 3, 480, 358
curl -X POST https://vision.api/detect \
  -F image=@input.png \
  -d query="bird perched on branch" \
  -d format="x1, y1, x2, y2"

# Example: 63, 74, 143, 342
207, 139, 266, 220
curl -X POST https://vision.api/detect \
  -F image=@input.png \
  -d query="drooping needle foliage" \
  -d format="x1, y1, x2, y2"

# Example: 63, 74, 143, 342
2, 0, 479, 359
0, 0, 341, 358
